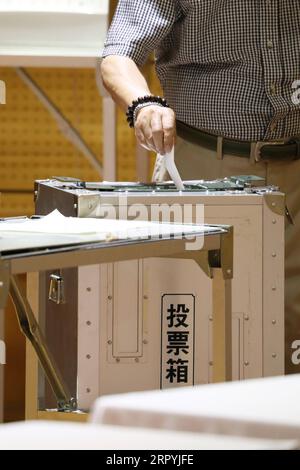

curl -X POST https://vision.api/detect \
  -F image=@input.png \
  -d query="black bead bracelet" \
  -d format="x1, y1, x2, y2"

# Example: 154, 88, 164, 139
126, 95, 169, 128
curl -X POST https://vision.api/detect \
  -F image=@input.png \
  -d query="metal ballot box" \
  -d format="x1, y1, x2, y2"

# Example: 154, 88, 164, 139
34, 177, 285, 411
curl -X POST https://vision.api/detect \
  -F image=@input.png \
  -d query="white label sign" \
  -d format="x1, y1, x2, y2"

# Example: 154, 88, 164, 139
161, 294, 195, 389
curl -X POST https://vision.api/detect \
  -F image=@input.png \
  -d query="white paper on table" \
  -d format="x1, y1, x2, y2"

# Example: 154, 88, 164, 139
0, 210, 98, 235
0, 210, 219, 243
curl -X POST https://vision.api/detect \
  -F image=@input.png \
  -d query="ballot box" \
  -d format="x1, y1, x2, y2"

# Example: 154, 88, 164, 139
33, 176, 285, 411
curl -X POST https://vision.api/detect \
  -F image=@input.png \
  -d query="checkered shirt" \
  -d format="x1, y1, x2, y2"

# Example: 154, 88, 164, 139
102, 0, 300, 141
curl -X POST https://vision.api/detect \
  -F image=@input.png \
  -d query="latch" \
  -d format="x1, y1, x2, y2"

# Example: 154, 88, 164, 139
49, 274, 66, 305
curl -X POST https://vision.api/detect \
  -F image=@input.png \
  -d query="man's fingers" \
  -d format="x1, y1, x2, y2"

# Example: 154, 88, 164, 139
138, 111, 157, 151
135, 126, 147, 148
135, 119, 154, 151
144, 127, 157, 152
162, 110, 176, 154
135, 106, 176, 154
151, 114, 164, 154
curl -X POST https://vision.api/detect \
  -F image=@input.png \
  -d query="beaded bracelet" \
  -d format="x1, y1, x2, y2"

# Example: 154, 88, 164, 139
126, 95, 169, 128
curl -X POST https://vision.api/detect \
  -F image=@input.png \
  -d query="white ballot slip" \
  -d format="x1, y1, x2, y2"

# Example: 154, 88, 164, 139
160, 148, 185, 191
0, 210, 216, 239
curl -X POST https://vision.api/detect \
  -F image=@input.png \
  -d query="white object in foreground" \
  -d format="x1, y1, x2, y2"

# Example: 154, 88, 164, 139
0, 422, 297, 451
91, 375, 300, 441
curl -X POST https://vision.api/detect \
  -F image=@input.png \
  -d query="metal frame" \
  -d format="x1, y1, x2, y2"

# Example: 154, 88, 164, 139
0, 227, 233, 416
95, 58, 117, 181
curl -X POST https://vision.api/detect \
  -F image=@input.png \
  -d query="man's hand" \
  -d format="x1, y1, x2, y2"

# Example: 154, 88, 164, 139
100, 56, 176, 154
135, 105, 176, 155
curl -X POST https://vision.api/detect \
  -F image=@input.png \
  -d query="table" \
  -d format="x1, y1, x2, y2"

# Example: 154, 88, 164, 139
91, 374, 300, 441
0, 421, 297, 450
0, 220, 233, 420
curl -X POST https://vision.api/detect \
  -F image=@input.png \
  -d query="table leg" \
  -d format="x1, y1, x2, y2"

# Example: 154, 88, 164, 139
0, 261, 10, 422
0, 307, 5, 422
10, 275, 76, 413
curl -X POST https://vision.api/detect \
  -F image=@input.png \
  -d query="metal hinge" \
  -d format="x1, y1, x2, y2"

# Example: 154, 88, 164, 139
49, 274, 66, 305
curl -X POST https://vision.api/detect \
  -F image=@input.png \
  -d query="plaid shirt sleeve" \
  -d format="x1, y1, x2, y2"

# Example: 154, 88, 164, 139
102, 0, 177, 66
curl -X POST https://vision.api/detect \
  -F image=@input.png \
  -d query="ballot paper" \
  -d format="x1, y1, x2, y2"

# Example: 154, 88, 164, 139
160, 149, 185, 191
0, 210, 218, 241
0, 210, 98, 235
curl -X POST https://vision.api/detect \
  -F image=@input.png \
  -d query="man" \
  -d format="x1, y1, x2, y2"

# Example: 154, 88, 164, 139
101, 0, 300, 374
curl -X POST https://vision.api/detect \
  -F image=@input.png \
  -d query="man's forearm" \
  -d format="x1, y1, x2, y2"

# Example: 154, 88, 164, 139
100, 56, 152, 111
101, 55, 176, 155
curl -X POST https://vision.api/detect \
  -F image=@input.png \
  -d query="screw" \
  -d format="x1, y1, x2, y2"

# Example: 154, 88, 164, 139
107, 340, 112, 345
272, 353, 277, 359
272, 286, 277, 291
86, 287, 92, 292
86, 321, 91, 326
135, 358, 139, 363
108, 295, 113, 300
244, 315, 249, 321
209, 361, 213, 366
227, 269, 232, 275
143, 295, 148, 300
116, 358, 120, 363
272, 320, 277, 325
86, 354, 91, 360
209, 316, 213, 322
86, 388, 91, 393
272, 252, 277, 258
272, 219, 277, 224
143, 340, 148, 345
244, 361, 249, 366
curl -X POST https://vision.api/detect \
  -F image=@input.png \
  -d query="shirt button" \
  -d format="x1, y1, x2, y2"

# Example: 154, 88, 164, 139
267, 39, 274, 49
270, 122, 278, 132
